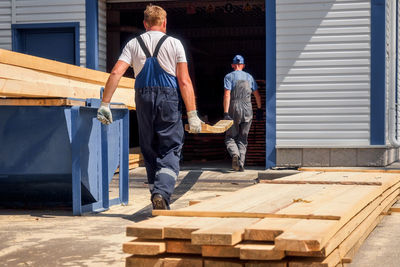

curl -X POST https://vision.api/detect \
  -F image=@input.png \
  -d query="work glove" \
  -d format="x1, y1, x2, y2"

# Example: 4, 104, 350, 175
256, 108, 263, 121
223, 112, 233, 120
187, 110, 203, 133
97, 102, 113, 125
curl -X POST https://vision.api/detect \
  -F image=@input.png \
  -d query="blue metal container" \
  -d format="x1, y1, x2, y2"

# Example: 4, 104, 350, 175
0, 98, 129, 215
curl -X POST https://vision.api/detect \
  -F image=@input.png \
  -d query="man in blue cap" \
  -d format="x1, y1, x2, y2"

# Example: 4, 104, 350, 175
97, 4, 202, 210
223, 55, 262, 171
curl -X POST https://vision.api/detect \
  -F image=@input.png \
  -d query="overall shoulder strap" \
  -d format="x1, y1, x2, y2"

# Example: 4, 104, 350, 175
153, 35, 169, 58
136, 35, 151, 58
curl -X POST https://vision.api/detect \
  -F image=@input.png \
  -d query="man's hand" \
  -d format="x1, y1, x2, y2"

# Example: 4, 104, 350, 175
97, 102, 113, 125
256, 108, 263, 121
187, 110, 203, 133
223, 112, 233, 120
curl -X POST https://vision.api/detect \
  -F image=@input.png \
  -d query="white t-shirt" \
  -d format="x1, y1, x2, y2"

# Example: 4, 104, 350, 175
118, 31, 187, 77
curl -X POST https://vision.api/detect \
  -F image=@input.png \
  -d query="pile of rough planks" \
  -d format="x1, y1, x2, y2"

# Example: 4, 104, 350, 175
0, 49, 135, 109
123, 171, 400, 266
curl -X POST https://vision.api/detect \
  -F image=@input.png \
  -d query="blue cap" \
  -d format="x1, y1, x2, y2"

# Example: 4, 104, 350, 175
232, 55, 244, 64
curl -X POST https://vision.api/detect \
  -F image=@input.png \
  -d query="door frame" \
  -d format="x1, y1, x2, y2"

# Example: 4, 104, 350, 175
11, 22, 80, 66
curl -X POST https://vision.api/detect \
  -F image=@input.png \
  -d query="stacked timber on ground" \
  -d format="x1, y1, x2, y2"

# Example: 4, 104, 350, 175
0, 49, 135, 109
128, 147, 144, 169
123, 171, 400, 266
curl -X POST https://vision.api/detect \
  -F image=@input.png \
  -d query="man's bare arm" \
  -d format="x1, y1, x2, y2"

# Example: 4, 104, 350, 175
102, 60, 130, 103
253, 90, 262, 109
223, 89, 231, 113
176, 62, 196, 112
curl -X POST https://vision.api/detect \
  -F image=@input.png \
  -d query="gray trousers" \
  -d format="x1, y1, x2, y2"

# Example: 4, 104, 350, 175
225, 119, 252, 167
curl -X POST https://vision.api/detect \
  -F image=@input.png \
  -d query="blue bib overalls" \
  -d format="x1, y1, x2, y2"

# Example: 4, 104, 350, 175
134, 35, 184, 207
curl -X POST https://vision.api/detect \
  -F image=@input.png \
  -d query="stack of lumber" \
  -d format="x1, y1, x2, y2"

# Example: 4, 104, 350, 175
246, 80, 266, 167
123, 171, 400, 266
128, 147, 144, 169
0, 49, 135, 109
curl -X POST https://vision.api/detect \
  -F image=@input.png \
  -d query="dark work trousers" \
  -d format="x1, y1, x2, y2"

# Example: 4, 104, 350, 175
134, 35, 184, 206
225, 80, 253, 167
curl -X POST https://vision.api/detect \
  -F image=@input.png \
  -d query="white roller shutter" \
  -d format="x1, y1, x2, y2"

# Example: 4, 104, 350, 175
276, 0, 371, 146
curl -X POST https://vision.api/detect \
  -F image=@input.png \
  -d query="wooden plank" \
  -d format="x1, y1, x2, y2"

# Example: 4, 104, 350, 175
191, 218, 260, 246
153, 183, 343, 220
185, 120, 233, 133
126, 255, 203, 267
0, 77, 135, 109
322, 186, 400, 256
275, 182, 400, 252
126, 216, 193, 239
245, 261, 287, 267
0, 48, 134, 89
390, 202, 400, 212
238, 244, 285, 260
122, 239, 166, 255
164, 217, 223, 239
288, 249, 341, 267
166, 240, 202, 254
204, 259, 244, 267
0, 97, 126, 108
260, 180, 381, 186
244, 218, 300, 241
152, 210, 341, 220
202, 245, 240, 258
299, 168, 400, 174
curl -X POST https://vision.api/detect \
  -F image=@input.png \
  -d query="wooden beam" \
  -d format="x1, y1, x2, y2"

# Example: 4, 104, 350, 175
0, 49, 134, 89
191, 218, 260, 246
299, 168, 400, 174
260, 180, 382, 186
185, 120, 233, 134
122, 239, 166, 255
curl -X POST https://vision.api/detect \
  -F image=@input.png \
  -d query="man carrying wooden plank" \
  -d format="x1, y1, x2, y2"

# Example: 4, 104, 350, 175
223, 55, 262, 171
97, 4, 202, 210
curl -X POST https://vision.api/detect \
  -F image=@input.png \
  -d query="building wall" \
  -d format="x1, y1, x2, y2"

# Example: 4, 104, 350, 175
275, 0, 371, 147
0, 0, 106, 71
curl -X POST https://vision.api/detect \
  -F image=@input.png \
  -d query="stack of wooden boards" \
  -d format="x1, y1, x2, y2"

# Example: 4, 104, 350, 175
128, 147, 144, 169
0, 49, 135, 109
123, 171, 400, 266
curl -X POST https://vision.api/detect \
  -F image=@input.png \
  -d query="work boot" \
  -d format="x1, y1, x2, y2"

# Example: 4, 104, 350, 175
232, 155, 240, 171
239, 164, 245, 172
152, 193, 169, 210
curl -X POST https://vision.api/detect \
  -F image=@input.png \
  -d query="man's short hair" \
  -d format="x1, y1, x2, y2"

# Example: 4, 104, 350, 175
144, 4, 167, 27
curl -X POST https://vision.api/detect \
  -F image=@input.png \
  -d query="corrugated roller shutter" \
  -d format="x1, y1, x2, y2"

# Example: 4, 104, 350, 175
396, 0, 400, 140
387, 0, 396, 143
0, 1, 12, 50
276, 0, 370, 146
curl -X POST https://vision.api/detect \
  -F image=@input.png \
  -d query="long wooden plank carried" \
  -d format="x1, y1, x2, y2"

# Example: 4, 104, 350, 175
185, 120, 233, 134
0, 49, 134, 89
